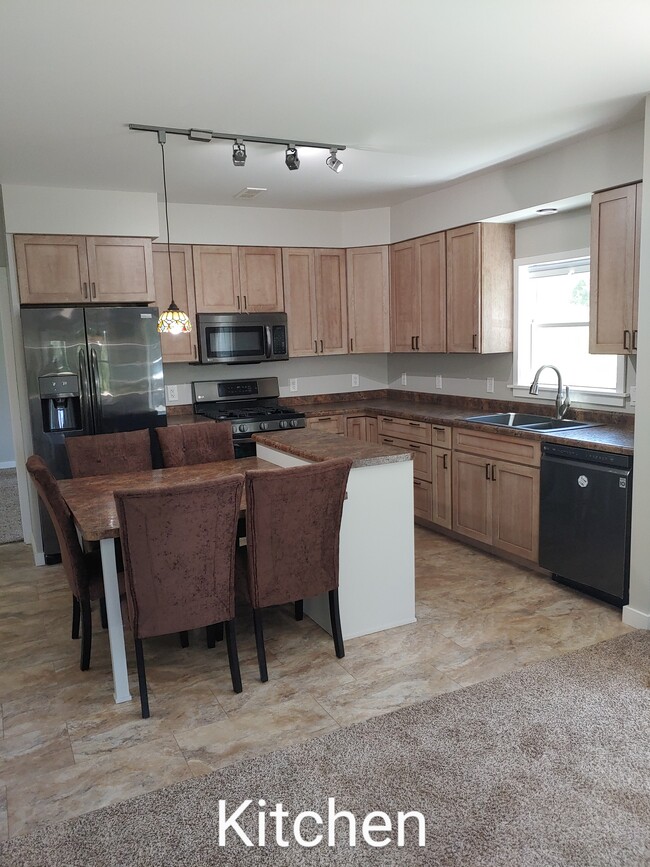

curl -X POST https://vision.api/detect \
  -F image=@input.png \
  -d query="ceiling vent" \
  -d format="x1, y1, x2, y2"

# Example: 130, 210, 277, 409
234, 187, 267, 200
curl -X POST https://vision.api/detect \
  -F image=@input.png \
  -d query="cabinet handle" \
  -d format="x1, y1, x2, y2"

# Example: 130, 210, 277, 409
623, 329, 631, 350
193, 344, 198, 360
416, 336, 420, 350
314, 340, 318, 354
237, 295, 241, 310
491, 463, 496, 481
472, 333, 478, 351
433, 426, 445, 432
485, 462, 490, 480
383, 417, 392, 422
383, 437, 394, 443
91, 282, 96, 299
408, 443, 422, 450
320, 339, 324, 353
350, 337, 354, 352
633, 330, 638, 350
82, 282, 89, 299
408, 422, 421, 427
411, 336, 416, 350
414, 480, 422, 487
315, 417, 332, 422
443, 453, 448, 470
243, 295, 247, 311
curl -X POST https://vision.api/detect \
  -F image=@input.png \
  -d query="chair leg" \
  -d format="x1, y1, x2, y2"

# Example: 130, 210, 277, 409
134, 637, 150, 719
179, 631, 189, 648
294, 599, 304, 621
252, 608, 268, 683
216, 622, 224, 642
328, 589, 345, 659
71, 596, 80, 640
206, 624, 218, 649
80, 599, 92, 671
224, 619, 243, 694
99, 596, 108, 630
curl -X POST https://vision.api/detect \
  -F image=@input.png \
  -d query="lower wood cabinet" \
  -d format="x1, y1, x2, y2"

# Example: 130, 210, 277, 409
452, 429, 540, 563
306, 415, 346, 434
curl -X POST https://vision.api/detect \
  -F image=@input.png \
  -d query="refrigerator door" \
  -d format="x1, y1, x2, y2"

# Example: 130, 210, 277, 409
21, 307, 92, 559
84, 307, 167, 434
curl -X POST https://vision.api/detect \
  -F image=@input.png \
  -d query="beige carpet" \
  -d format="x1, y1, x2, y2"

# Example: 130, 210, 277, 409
0, 469, 22, 544
1, 631, 649, 866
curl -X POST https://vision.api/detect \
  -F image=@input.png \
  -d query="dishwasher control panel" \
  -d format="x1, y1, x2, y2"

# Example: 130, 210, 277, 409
542, 442, 632, 470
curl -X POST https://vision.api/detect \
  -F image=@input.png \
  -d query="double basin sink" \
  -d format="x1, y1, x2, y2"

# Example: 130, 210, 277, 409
463, 412, 598, 432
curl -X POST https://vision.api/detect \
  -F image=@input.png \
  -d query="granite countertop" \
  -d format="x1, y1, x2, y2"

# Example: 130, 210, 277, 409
253, 429, 414, 467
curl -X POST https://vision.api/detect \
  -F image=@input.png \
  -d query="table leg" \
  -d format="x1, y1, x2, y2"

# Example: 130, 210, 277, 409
99, 538, 131, 703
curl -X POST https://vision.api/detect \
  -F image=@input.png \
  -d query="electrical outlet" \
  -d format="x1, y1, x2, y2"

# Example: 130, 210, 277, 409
630, 386, 637, 405
289, 378, 298, 393
352, 373, 360, 387
487, 377, 495, 393
401, 372, 407, 386
165, 384, 178, 402
435, 375, 443, 389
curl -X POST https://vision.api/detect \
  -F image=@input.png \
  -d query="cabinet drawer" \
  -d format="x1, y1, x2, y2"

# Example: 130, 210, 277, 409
453, 428, 540, 467
431, 424, 452, 448
379, 435, 431, 481
306, 415, 345, 434
378, 415, 431, 444
413, 479, 433, 521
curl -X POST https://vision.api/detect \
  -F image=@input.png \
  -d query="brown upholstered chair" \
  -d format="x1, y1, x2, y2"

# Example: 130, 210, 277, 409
243, 458, 353, 682
26, 455, 115, 671
66, 429, 153, 478
155, 421, 234, 467
114, 475, 245, 718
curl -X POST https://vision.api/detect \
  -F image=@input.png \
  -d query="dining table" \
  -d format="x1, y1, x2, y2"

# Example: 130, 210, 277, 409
58, 456, 275, 704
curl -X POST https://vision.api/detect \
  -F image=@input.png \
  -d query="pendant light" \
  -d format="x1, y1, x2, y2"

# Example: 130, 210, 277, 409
156, 130, 192, 335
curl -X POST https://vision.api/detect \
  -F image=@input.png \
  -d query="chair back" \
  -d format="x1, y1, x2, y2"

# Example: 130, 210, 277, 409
114, 475, 245, 639
156, 421, 235, 467
25, 455, 88, 599
245, 458, 352, 609
66, 430, 152, 478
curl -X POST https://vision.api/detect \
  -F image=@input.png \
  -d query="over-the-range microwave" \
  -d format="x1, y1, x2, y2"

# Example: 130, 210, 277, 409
196, 312, 289, 364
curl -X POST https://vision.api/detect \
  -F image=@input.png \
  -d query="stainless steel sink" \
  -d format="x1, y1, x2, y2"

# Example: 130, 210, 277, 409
464, 412, 597, 432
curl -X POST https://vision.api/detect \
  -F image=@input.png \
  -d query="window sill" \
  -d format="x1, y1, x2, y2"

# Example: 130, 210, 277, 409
509, 385, 628, 409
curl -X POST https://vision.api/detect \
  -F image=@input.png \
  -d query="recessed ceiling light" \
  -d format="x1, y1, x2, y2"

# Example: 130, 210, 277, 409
536, 207, 558, 215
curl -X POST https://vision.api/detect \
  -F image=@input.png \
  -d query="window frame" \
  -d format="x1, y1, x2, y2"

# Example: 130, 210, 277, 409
511, 248, 627, 408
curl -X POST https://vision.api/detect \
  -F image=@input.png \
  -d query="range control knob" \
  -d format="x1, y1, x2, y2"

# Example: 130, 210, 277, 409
238, 424, 248, 433
259, 422, 269, 431
279, 420, 289, 429
290, 419, 300, 428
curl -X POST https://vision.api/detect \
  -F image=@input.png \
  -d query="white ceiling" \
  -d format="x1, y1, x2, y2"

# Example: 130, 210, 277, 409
1, 0, 649, 213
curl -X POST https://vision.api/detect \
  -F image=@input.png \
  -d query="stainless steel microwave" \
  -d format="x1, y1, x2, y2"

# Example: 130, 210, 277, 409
196, 312, 289, 364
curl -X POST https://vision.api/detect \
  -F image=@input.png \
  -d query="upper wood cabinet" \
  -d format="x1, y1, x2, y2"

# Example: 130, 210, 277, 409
283, 248, 347, 356
152, 244, 198, 363
390, 233, 446, 352
589, 182, 641, 355
347, 245, 390, 353
193, 245, 283, 313
15, 235, 155, 305
446, 223, 514, 353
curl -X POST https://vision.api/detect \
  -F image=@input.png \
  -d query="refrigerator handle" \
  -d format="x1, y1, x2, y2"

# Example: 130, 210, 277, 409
78, 348, 93, 431
90, 348, 103, 431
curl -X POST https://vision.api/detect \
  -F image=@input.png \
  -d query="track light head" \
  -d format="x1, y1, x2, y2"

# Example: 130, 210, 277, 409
326, 148, 343, 173
232, 139, 247, 167
285, 145, 300, 171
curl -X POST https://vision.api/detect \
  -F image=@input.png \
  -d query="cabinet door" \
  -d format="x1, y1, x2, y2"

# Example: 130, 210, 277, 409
193, 246, 240, 312
238, 247, 284, 312
417, 232, 447, 352
446, 224, 480, 352
86, 237, 155, 303
390, 240, 419, 352
366, 417, 378, 443
346, 416, 367, 441
632, 183, 642, 343
589, 184, 638, 354
347, 246, 390, 353
493, 461, 539, 563
152, 244, 198, 363
283, 248, 317, 356
15, 235, 90, 304
452, 451, 492, 544
315, 249, 348, 355
413, 479, 433, 522
306, 415, 345, 434
431, 447, 452, 529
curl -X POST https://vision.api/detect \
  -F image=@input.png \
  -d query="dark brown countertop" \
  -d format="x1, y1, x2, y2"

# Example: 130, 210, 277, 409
253, 429, 413, 467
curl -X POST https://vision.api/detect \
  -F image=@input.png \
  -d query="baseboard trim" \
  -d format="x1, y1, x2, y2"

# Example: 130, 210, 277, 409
0, 461, 16, 469
622, 605, 650, 630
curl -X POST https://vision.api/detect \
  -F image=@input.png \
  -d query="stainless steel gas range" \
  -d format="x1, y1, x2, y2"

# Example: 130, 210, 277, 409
192, 376, 306, 457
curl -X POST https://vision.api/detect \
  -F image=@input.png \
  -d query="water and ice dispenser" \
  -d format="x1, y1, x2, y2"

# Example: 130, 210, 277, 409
38, 375, 82, 433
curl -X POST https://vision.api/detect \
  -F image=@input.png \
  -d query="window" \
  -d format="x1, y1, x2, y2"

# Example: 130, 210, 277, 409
513, 249, 625, 404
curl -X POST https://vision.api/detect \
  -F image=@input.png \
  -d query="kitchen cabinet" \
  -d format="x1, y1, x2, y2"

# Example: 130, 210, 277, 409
283, 248, 347, 356
452, 429, 540, 562
306, 415, 346, 434
347, 246, 390, 353
346, 415, 379, 443
446, 223, 514, 353
390, 232, 446, 352
15, 234, 155, 305
193, 245, 284, 313
589, 182, 641, 354
152, 243, 198, 363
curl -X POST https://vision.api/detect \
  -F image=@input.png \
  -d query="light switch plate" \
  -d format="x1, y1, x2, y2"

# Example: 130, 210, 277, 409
401, 372, 407, 386
352, 374, 360, 387
487, 377, 495, 393
289, 378, 298, 392
165, 384, 178, 402
630, 386, 637, 404
435, 375, 443, 389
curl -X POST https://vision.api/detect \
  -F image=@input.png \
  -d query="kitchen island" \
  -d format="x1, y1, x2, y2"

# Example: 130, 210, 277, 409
253, 429, 416, 641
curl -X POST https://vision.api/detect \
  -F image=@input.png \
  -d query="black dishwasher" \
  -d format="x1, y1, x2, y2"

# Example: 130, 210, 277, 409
539, 443, 633, 607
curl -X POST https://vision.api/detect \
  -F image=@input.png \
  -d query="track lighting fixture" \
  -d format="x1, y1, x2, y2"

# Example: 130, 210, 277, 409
285, 145, 300, 171
326, 148, 343, 173
232, 139, 247, 167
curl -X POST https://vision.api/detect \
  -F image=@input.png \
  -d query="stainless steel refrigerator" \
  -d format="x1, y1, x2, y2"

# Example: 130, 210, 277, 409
21, 306, 167, 562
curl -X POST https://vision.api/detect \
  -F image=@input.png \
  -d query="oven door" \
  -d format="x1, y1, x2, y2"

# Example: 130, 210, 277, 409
234, 437, 256, 458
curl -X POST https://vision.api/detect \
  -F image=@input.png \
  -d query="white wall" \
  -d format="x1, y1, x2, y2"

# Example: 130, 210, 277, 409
514, 208, 591, 259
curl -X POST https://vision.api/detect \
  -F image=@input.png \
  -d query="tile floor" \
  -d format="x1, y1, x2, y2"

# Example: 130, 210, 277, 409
0, 526, 632, 839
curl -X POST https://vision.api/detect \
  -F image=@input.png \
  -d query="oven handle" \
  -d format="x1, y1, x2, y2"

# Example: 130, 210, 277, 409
264, 325, 272, 359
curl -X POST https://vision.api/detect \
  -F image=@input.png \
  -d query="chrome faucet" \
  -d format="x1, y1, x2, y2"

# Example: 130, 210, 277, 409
529, 365, 571, 419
